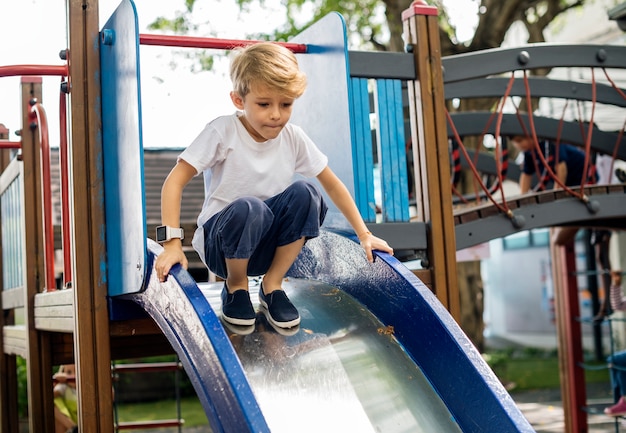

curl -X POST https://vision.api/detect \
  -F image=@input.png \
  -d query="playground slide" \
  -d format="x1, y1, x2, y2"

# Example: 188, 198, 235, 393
100, 2, 532, 430
111, 232, 534, 433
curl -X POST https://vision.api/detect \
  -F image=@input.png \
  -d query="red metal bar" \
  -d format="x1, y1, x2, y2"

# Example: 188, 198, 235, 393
0, 64, 68, 78
116, 420, 184, 430
139, 33, 307, 53
30, 102, 57, 292
111, 362, 181, 374
59, 84, 72, 286
0, 141, 21, 149
556, 241, 588, 432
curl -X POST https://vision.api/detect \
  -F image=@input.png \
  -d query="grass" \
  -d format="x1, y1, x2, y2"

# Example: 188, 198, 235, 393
115, 397, 209, 427
484, 348, 611, 391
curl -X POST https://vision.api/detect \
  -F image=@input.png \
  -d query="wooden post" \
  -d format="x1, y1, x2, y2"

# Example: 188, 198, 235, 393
0, 143, 19, 431
0, 123, 11, 172
550, 231, 588, 433
402, 1, 460, 319
20, 77, 56, 432
0, 121, 12, 433
0, 353, 18, 433
66, 1, 115, 431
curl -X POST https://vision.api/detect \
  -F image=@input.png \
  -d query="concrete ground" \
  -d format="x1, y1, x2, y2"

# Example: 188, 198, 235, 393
512, 382, 623, 432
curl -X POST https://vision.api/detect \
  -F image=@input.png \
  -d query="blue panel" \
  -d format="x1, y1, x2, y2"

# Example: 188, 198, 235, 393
376, 79, 409, 222
290, 13, 353, 230
100, 0, 147, 296
349, 77, 376, 222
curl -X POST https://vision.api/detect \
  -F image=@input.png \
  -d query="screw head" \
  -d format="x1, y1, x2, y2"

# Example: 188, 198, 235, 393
517, 50, 530, 65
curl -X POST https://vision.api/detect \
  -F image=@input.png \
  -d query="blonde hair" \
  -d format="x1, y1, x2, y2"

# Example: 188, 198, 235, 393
230, 42, 307, 99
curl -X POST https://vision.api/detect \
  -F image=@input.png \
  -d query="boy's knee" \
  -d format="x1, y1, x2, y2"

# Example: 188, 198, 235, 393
230, 196, 267, 214
288, 180, 322, 203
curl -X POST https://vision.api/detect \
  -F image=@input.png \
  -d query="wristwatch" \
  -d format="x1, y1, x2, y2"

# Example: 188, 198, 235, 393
156, 225, 184, 243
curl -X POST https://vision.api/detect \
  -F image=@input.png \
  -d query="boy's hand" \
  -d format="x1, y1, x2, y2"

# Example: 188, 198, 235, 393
358, 232, 394, 263
612, 271, 623, 288
155, 242, 188, 282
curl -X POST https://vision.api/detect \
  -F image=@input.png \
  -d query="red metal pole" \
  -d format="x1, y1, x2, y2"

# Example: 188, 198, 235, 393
0, 141, 21, 149
554, 239, 588, 432
30, 102, 57, 292
0, 64, 68, 78
59, 83, 72, 287
139, 33, 308, 53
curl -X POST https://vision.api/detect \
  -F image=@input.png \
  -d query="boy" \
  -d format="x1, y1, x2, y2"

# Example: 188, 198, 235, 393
510, 134, 589, 194
604, 271, 626, 416
154, 42, 393, 329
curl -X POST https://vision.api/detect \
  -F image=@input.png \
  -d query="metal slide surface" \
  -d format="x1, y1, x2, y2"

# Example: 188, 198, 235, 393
121, 239, 460, 432
198, 278, 462, 432
113, 234, 534, 432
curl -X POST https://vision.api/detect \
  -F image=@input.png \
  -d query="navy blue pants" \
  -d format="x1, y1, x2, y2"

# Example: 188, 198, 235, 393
608, 350, 626, 397
202, 180, 327, 279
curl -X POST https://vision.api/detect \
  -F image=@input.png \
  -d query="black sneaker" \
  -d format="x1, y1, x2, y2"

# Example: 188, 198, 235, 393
258, 284, 300, 328
221, 284, 256, 326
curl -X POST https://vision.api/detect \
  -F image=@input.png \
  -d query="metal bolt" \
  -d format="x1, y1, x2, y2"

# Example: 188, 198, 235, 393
510, 214, 526, 229
101, 29, 115, 46
517, 50, 530, 65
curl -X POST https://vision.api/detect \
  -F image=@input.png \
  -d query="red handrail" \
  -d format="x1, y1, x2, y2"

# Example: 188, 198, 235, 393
59, 81, 72, 287
0, 141, 21, 149
139, 33, 307, 53
0, 64, 68, 78
30, 101, 57, 292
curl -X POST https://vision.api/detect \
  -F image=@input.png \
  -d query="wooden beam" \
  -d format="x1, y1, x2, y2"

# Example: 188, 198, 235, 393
34, 290, 74, 333
66, 1, 115, 431
50, 333, 75, 365
402, 4, 460, 319
2, 326, 27, 358
2, 287, 25, 310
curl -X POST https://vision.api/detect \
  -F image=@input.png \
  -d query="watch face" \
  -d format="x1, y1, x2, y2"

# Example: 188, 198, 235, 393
156, 226, 167, 242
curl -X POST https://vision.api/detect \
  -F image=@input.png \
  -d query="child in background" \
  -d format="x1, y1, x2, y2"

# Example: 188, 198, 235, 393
604, 271, 626, 416
53, 364, 78, 433
510, 135, 589, 194
154, 42, 393, 329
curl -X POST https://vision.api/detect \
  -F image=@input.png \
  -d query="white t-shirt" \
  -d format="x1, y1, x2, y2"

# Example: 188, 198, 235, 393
179, 112, 329, 262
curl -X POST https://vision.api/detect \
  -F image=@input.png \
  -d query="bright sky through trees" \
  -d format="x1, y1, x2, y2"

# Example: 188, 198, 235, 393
0, 0, 478, 148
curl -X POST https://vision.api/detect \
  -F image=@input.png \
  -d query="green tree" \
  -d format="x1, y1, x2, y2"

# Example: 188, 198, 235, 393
149, 0, 595, 350
149, 0, 591, 54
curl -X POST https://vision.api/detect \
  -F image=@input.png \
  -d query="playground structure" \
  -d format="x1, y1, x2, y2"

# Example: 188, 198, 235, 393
0, 0, 625, 432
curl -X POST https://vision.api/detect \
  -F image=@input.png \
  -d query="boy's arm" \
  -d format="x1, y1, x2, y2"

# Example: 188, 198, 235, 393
155, 159, 198, 282
610, 271, 626, 313
555, 161, 567, 188
316, 166, 393, 262
519, 173, 532, 194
